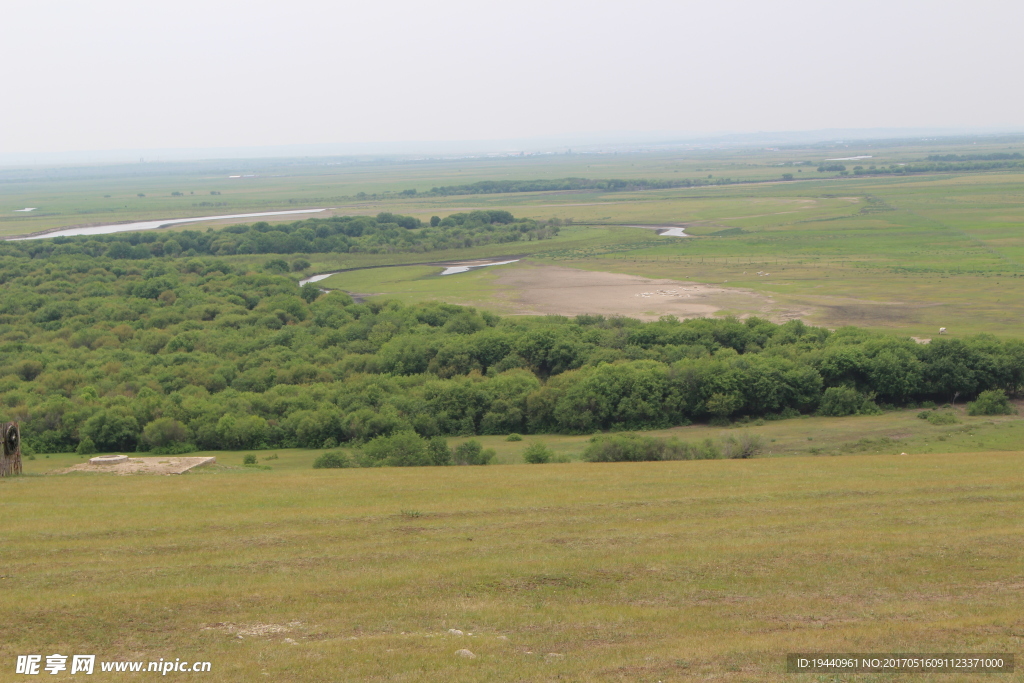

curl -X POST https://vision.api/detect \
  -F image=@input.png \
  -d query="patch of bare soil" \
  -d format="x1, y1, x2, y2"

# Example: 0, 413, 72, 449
204, 622, 302, 637
52, 456, 216, 476
493, 264, 785, 321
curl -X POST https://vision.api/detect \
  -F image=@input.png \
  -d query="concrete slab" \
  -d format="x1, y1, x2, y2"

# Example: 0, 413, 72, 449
53, 456, 216, 476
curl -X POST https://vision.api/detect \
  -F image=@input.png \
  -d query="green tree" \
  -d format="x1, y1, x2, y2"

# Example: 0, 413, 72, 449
141, 417, 190, 451
76, 437, 97, 455
81, 407, 140, 452
300, 282, 321, 303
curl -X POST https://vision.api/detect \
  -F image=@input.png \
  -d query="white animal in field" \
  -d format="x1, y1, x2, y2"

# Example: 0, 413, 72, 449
939, 327, 947, 334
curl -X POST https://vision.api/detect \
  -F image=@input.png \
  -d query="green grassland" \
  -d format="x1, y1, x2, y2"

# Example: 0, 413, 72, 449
24, 405, 1024, 474
5, 139, 1024, 681
275, 170, 1024, 337
4, 439, 1022, 681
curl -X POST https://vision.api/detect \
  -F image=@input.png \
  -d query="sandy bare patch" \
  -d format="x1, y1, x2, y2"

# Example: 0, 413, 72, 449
204, 622, 302, 637
52, 456, 215, 476
492, 264, 780, 321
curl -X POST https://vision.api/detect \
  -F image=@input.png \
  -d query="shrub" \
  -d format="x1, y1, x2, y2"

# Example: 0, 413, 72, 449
582, 433, 720, 462
360, 431, 431, 467
75, 437, 96, 456
427, 436, 452, 466
523, 442, 552, 464
313, 451, 352, 469
720, 432, 765, 459
919, 410, 959, 425
14, 359, 43, 381
818, 386, 878, 417
968, 389, 1014, 416
505, 433, 523, 442
452, 440, 495, 466
242, 454, 258, 465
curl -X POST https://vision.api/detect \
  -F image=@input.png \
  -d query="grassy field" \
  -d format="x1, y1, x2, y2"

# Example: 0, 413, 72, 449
24, 405, 1024, 475
4, 139, 1024, 680
281, 171, 1024, 337
4, 438, 1022, 681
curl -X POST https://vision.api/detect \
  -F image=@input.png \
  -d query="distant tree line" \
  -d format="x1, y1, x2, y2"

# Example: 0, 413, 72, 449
853, 160, 1024, 176
0, 253, 1021, 454
421, 177, 739, 196
1, 211, 558, 261
926, 153, 1023, 162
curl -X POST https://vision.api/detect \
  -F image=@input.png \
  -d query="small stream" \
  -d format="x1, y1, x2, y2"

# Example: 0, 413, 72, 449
299, 258, 521, 287
626, 224, 690, 237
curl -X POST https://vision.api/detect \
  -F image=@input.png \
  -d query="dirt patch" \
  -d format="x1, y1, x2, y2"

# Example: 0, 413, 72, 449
492, 264, 782, 321
204, 622, 302, 637
52, 456, 216, 476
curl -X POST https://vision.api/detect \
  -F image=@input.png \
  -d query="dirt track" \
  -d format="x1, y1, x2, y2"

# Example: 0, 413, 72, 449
492, 264, 778, 321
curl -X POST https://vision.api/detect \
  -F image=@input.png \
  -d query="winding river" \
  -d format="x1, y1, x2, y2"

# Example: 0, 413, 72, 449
12, 208, 332, 240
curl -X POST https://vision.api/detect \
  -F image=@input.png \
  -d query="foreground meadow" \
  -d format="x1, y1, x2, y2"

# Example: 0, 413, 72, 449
2, 450, 1022, 682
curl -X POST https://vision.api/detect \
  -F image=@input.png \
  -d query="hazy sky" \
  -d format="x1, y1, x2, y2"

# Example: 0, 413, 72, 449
3, 0, 1022, 155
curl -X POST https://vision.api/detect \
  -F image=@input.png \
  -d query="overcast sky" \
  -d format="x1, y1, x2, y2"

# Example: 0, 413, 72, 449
3, 0, 1022, 156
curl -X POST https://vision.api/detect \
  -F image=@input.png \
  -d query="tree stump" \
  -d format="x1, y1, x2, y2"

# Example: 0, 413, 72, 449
1, 422, 22, 477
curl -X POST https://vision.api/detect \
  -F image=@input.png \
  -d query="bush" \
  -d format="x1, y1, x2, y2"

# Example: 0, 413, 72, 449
313, 451, 352, 468
582, 433, 720, 462
242, 454, 258, 465
818, 386, 878, 417
720, 432, 764, 459
505, 433, 523, 442
452, 440, 495, 466
75, 437, 97, 456
919, 409, 959, 425
427, 437, 452, 466
360, 431, 431, 467
968, 389, 1014, 416
523, 442, 552, 464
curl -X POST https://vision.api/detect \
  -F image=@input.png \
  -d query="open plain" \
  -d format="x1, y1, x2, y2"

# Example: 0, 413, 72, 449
3, 446, 1023, 682
4, 138, 1024, 681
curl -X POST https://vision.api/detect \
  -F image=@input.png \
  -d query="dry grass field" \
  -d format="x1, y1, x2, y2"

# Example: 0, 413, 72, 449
3, 446, 1022, 682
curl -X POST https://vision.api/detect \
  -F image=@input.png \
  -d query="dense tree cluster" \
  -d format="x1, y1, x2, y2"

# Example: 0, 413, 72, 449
1, 254, 1022, 454
2, 211, 557, 261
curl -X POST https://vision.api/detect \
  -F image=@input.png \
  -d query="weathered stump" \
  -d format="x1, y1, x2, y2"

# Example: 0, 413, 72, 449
1, 422, 22, 477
